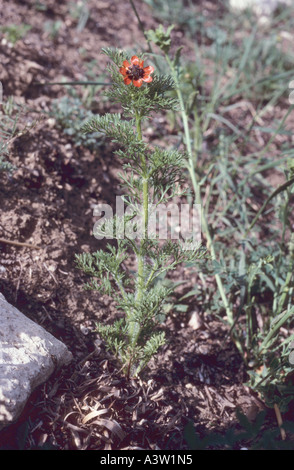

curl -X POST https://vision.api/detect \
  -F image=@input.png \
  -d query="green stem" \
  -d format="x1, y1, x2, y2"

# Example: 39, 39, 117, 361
259, 306, 294, 352
114, 276, 128, 302
145, 263, 159, 290
128, 0, 161, 72
165, 53, 234, 326
277, 269, 293, 313
164, 55, 196, 178
276, 234, 294, 316
245, 176, 294, 237
129, 0, 151, 50
128, 111, 149, 351
273, 189, 292, 314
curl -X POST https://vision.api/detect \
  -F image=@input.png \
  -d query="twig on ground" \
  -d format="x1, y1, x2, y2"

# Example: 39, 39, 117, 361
0, 237, 41, 250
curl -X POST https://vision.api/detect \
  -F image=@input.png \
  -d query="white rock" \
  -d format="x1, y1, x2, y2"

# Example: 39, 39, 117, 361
229, 0, 292, 16
188, 311, 202, 330
0, 293, 72, 430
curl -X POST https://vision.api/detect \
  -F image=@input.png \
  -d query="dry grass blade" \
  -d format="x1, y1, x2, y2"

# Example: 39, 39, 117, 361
82, 408, 109, 424
63, 411, 80, 422
65, 421, 89, 435
69, 428, 82, 449
93, 418, 126, 441
0, 237, 41, 250
150, 388, 164, 401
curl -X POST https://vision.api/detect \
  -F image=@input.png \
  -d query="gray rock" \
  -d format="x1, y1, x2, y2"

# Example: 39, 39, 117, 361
0, 292, 72, 430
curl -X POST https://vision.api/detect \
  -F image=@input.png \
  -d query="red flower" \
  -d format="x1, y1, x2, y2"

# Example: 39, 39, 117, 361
119, 55, 154, 88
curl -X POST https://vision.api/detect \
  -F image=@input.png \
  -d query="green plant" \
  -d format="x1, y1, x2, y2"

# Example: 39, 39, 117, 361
50, 90, 104, 151
79, 59, 109, 109
0, 97, 21, 173
142, 0, 205, 38
34, 1, 48, 12
129, 1, 294, 412
44, 20, 63, 40
143, 22, 236, 332
75, 48, 207, 378
68, 0, 90, 32
0, 23, 32, 45
242, 168, 294, 408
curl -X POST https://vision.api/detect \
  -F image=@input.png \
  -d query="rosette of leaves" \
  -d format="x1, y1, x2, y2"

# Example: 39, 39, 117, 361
75, 48, 207, 378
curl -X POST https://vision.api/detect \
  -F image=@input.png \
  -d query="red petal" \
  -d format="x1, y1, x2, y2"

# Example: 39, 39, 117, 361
124, 77, 132, 85
133, 79, 143, 87
119, 66, 127, 76
123, 60, 130, 68
131, 56, 144, 67
143, 65, 154, 74
143, 75, 153, 83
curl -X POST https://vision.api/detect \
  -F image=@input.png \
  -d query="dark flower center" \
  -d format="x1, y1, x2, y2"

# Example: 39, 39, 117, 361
127, 64, 145, 81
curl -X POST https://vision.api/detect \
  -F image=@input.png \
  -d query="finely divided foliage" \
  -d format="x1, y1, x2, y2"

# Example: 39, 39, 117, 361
76, 48, 207, 378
